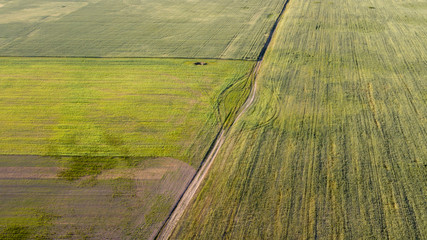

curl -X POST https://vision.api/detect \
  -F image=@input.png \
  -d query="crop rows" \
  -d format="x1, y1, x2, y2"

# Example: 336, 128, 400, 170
172, 0, 427, 238
0, 58, 253, 167
0, 57, 254, 238
0, 0, 285, 59
0, 155, 196, 239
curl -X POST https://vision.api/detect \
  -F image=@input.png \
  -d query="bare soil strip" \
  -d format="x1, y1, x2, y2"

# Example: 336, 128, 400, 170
0, 167, 60, 179
97, 157, 189, 180
0, 156, 191, 181
155, 1, 290, 238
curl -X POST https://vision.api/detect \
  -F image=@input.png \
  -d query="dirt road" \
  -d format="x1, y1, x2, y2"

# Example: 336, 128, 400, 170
154, 61, 261, 240
154, 0, 289, 238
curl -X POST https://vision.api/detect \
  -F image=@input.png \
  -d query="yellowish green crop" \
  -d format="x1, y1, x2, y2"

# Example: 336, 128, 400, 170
173, 0, 427, 238
0, 57, 254, 167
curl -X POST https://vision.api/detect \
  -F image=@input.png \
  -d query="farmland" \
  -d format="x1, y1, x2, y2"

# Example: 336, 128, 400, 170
0, 57, 254, 238
0, 0, 285, 59
1, 0, 426, 238
0, 155, 196, 239
0, 58, 253, 166
172, 0, 427, 239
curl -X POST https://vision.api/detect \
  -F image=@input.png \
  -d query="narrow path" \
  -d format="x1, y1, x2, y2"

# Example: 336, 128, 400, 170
154, 61, 261, 240
154, 1, 290, 239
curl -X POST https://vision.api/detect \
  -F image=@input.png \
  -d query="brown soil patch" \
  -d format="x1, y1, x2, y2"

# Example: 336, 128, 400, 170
0, 155, 194, 182
0, 154, 57, 163
97, 157, 194, 180
97, 167, 167, 180
0, 167, 61, 179
0, 156, 196, 239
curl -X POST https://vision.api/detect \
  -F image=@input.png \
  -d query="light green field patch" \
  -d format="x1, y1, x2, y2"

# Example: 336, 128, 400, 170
0, 2, 88, 24
0, 58, 254, 167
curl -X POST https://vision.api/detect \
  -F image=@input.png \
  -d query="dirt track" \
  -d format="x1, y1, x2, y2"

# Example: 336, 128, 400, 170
155, 0, 289, 238
155, 61, 261, 240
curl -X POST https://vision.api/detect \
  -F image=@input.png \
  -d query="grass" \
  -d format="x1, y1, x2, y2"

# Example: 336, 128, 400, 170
0, 226, 30, 240
144, 195, 173, 226
0, 57, 254, 238
0, 157, 196, 239
0, 57, 254, 169
172, 0, 427, 239
57, 156, 119, 180
0, 0, 285, 59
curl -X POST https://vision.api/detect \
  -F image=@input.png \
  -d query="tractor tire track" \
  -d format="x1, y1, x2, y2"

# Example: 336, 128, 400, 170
154, 61, 260, 240
155, 0, 289, 238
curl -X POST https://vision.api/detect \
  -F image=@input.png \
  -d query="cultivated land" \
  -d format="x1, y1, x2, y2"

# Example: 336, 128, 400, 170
172, 0, 427, 239
0, 58, 253, 166
0, 155, 195, 239
1, 0, 426, 239
0, 0, 285, 59
0, 58, 254, 238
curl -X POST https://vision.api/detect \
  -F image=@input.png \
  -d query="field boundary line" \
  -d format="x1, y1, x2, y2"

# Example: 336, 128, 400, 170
0, 55, 256, 62
154, 0, 291, 239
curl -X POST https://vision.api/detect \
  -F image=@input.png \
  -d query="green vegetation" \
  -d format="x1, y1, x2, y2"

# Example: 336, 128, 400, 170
216, 69, 254, 128
58, 156, 120, 180
0, 57, 254, 238
1, 0, 425, 238
0, 0, 285, 59
0, 156, 196, 239
0, 226, 30, 240
173, 0, 427, 238
144, 195, 173, 226
0, 58, 253, 169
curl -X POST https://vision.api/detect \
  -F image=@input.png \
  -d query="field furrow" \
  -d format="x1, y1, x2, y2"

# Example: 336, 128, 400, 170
0, 57, 255, 239
0, 0, 286, 59
172, 0, 427, 238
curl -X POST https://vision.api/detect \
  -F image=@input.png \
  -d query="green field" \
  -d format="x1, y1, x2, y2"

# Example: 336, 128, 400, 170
0, 58, 253, 167
0, 0, 284, 59
1, 0, 426, 238
173, 0, 427, 239
0, 57, 254, 238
